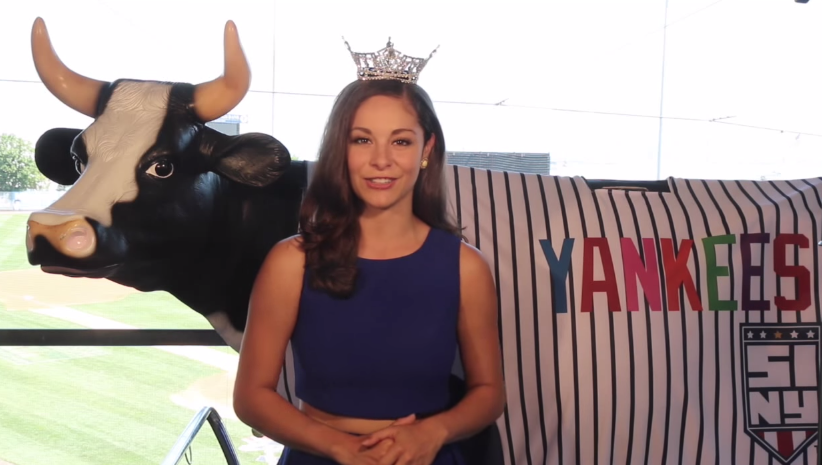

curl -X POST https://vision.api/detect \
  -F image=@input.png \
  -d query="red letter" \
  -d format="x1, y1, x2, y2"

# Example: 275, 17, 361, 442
660, 239, 703, 311
621, 238, 662, 311
581, 238, 621, 312
774, 234, 811, 311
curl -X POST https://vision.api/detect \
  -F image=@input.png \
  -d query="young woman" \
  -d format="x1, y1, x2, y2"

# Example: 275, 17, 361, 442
233, 77, 505, 465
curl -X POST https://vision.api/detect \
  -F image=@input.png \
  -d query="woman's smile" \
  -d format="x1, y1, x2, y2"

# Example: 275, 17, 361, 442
364, 177, 398, 189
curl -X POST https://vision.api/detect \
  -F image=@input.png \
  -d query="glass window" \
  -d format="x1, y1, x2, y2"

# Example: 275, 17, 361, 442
0, 1, 819, 463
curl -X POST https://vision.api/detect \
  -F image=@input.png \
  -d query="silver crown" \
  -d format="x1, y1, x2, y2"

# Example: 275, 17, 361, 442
343, 37, 438, 84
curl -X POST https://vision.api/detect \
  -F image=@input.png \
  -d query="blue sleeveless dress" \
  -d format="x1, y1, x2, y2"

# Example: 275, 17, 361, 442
278, 227, 466, 465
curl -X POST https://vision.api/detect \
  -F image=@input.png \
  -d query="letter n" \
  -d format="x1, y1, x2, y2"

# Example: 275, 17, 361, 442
621, 238, 662, 311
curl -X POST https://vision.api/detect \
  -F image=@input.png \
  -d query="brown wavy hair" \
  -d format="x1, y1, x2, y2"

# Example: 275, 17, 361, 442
298, 79, 461, 298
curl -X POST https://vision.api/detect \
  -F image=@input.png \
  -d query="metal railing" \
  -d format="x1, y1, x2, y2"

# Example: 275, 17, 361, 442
161, 406, 241, 465
0, 329, 225, 346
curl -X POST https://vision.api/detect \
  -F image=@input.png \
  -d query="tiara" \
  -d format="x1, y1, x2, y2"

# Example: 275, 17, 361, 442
343, 37, 438, 84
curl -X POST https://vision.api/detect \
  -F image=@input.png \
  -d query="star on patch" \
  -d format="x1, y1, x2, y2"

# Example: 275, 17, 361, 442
791, 331, 799, 339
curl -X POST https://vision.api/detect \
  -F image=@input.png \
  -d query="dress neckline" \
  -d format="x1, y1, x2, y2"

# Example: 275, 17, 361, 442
357, 227, 434, 263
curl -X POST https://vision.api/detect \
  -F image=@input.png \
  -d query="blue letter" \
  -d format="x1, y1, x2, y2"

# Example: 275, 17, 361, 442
539, 238, 575, 313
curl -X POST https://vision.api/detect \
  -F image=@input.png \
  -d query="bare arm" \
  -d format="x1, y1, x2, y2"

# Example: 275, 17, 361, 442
420, 242, 506, 443
232, 237, 358, 461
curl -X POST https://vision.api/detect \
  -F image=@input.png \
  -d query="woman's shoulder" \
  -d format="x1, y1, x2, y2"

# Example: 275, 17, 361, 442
249, 235, 306, 308
458, 240, 493, 279
275, 234, 305, 251
457, 241, 497, 311
262, 234, 306, 272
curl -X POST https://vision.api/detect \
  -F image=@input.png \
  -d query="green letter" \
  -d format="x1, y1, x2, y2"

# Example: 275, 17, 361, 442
702, 235, 738, 311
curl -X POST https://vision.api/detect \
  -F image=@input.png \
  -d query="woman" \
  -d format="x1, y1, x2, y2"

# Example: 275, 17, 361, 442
233, 76, 505, 465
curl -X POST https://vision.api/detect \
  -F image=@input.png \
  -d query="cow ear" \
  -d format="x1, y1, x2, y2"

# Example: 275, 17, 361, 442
201, 127, 291, 187
35, 128, 83, 186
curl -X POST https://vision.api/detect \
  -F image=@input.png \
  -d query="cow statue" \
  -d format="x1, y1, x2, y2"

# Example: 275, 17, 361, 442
25, 17, 307, 352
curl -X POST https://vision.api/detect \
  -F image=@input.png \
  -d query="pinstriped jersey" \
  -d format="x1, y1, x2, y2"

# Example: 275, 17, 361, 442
280, 162, 822, 465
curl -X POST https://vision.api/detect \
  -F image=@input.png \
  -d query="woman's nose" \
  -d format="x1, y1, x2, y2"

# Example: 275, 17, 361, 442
370, 144, 392, 167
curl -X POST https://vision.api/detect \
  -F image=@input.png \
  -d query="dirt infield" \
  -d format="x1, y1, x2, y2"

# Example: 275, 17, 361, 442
0, 268, 138, 311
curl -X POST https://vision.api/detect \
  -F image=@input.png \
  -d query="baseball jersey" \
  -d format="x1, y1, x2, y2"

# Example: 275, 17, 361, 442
280, 161, 822, 465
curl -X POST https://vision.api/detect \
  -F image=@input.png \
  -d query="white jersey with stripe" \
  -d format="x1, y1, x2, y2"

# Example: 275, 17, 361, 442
279, 162, 822, 465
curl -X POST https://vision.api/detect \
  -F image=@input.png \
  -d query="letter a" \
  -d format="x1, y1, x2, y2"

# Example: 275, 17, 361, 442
581, 238, 621, 312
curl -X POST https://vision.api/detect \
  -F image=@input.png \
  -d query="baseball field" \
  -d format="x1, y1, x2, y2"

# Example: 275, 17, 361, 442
0, 212, 283, 465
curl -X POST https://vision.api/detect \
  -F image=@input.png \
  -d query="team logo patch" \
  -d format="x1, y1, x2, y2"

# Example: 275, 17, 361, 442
741, 323, 820, 464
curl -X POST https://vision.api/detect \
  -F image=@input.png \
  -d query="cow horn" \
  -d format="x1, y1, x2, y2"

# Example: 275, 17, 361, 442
193, 20, 251, 122
31, 17, 106, 118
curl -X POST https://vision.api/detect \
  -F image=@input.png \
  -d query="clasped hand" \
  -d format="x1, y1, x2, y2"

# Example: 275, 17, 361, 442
346, 413, 446, 465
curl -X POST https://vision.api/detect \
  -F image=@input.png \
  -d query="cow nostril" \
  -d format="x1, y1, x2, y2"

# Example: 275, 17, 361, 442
27, 217, 97, 259
63, 227, 93, 252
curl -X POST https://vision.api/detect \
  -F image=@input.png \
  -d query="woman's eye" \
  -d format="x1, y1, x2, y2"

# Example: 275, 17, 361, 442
350, 137, 411, 145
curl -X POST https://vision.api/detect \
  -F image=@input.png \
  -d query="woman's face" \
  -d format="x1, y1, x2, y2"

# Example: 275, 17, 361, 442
347, 94, 434, 215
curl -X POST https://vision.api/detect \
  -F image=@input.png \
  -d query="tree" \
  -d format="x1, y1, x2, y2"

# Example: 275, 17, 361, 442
0, 133, 48, 191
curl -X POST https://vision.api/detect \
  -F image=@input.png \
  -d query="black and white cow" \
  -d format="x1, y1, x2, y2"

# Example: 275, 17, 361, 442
25, 17, 306, 351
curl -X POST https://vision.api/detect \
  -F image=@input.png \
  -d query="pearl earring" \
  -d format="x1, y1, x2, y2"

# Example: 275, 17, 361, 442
421, 158, 429, 169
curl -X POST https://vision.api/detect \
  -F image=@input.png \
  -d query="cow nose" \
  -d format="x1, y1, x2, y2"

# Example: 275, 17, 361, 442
27, 216, 97, 259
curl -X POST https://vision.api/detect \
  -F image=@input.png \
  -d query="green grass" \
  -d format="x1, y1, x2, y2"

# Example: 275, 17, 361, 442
71, 291, 215, 330
0, 213, 35, 272
0, 345, 264, 465
0, 213, 278, 464
1, 304, 87, 329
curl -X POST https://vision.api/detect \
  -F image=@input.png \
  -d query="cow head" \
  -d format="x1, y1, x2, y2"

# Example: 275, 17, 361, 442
25, 18, 291, 290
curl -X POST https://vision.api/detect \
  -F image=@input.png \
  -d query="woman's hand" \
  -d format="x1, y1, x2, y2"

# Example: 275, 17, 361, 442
333, 414, 417, 465
335, 435, 395, 465
358, 418, 448, 465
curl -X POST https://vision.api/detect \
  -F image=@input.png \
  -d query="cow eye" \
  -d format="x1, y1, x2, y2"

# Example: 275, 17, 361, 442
147, 159, 174, 178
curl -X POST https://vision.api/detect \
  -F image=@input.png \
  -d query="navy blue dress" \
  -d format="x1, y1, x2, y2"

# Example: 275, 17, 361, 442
280, 227, 466, 465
